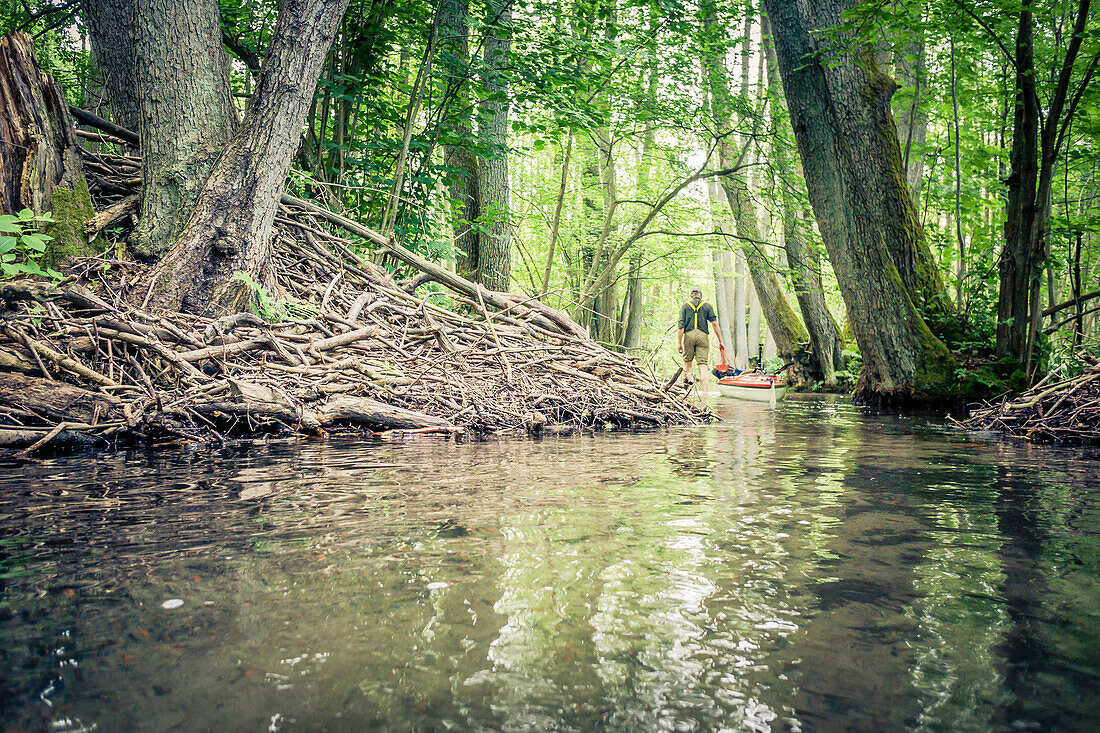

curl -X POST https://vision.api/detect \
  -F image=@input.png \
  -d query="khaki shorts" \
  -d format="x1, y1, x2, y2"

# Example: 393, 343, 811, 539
683, 329, 710, 364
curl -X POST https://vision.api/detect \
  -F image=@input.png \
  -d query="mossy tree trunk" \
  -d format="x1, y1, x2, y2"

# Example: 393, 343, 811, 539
0, 32, 98, 265
763, 0, 954, 402
132, 0, 238, 258
762, 21, 845, 386
138, 0, 352, 315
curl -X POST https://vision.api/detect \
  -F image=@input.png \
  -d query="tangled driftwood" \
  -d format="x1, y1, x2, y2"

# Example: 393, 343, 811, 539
953, 353, 1100, 444
0, 119, 706, 452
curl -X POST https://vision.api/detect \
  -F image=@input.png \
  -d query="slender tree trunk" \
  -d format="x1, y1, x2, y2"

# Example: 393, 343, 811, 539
705, 5, 809, 375
476, 0, 511, 292
140, 0, 351, 315
734, 250, 748, 369
622, 251, 644, 350
81, 0, 140, 132
440, 0, 480, 278
707, 179, 736, 356
996, 0, 1092, 366
785, 205, 844, 385
720, 250, 737, 364
893, 17, 927, 203
763, 0, 954, 401
748, 276, 762, 364
951, 35, 966, 307
764, 18, 844, 383
722, 175, 810, 370
132, 0, 238, 258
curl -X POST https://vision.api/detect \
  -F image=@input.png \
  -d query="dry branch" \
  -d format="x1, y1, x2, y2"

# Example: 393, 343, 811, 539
953, 360, 1100, 444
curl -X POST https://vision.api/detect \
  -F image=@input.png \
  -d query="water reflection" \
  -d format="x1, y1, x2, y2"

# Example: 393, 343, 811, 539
1, 395, 1099, 731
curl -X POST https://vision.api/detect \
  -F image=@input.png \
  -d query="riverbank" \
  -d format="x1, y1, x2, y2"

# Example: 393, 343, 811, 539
0, 233, 705, 452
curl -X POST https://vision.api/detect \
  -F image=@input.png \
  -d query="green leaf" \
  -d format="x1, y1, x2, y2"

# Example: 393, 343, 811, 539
17, 208, 35, 221
20, 234, 47, 252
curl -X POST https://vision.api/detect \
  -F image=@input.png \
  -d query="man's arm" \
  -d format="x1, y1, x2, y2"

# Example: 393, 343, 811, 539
708, 312, 723, 349
677, 327, 685, 353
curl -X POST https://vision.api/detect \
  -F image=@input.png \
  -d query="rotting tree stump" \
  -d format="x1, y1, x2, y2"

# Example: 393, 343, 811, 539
0, 32, 98, 264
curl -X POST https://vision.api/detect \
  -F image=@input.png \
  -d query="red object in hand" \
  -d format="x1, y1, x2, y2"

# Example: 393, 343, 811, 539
716, 345, 730, 371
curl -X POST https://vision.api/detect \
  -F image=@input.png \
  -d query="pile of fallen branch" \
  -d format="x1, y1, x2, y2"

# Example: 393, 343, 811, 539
953, 354, 1100, 444
0, 128, 705, 452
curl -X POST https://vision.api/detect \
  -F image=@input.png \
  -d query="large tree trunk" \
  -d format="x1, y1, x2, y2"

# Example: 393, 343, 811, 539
763, 0, 954, 401
440, 0, 480, 277
803, 0, 951, 318
0, 33, 98, 264
762, 24, 845, 385
475, 0, 511, 292
132, 0, 238, 258
81, 0, 140, 132
139, 0, 351, 315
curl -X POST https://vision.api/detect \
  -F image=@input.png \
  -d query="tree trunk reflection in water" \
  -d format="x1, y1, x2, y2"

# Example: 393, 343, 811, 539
992, 466, 1057, 730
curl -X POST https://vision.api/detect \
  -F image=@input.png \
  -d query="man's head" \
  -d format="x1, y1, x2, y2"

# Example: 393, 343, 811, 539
690, 287, 702, 301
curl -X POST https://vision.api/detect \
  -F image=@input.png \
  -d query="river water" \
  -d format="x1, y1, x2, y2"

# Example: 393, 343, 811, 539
1, 395, 1098, 732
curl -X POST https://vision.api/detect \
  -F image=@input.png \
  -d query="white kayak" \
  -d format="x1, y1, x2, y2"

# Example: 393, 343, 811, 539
716, 373, 789, 402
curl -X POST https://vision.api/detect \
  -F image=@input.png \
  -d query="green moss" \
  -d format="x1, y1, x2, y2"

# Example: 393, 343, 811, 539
911, 322, 956, 398
44, 179, 102, 267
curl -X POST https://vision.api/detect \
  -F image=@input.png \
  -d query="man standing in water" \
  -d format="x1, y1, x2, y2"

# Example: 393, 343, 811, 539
677, 287, 724, 396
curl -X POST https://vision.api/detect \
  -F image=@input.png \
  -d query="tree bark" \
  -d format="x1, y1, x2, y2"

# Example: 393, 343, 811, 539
721, 174, 810, 372
996, 0, 1092, 365
0, 33, 98, 263
762, 23, 845, 385
703, 5, 809, 375
734, 248, 748, 368
621, 251, 644, 351
132, 0, 238, 258
475, 0, 511, 292
893, 18, 927, 204
809, 0, 951, 318
139, 0, 352, 315
763, 0, 954, 401
784, 205, 844, 385
81, 0, 140, 133
441, 0, 480, 277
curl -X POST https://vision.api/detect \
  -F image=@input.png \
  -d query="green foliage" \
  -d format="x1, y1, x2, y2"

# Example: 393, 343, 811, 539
953, 357, 1029, 400
231, 272, 289, 322
0, 209, 63, 281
